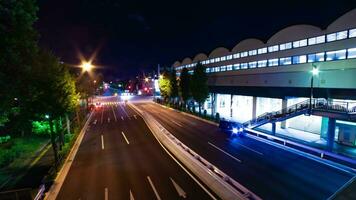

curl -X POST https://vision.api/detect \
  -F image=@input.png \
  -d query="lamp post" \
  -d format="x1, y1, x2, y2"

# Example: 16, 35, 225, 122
310, 64, 319, 114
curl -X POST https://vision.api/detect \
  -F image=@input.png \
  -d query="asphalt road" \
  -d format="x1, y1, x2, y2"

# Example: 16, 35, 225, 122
56, 96, 215, 200
135, 101, 355, 200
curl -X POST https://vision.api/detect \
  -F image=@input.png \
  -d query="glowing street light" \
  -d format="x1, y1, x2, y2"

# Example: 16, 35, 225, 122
312, 67, 319, 76
145, 77, 149, 82
309, 64, 319, 113
81, 61, 93, 72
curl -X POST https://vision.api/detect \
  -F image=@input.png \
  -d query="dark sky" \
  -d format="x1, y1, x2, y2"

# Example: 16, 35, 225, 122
36, 0, 355, 79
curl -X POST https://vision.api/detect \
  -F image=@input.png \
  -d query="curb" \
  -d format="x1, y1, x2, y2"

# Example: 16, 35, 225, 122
44, 111, 94, 200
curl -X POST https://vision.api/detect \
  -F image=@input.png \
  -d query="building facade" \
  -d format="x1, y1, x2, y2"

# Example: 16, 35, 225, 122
172, 9, 356, 149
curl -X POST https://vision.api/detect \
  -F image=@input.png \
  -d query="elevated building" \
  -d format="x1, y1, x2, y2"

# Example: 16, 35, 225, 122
172, 9, 356, 152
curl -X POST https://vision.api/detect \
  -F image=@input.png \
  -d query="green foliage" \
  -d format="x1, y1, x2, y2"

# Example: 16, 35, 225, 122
159, 72, 172, 101
32, 120, 50, 135
0, 135, 11, 144
179, 67, 191, 104
191, 63, 209, 113
170, 69, 179, 99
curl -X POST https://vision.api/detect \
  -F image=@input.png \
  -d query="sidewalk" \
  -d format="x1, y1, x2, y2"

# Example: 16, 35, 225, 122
257, 124, 356, 159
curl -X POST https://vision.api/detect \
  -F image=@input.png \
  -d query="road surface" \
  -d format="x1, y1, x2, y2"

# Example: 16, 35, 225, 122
135, 100, 355, 200
56, 96, 215, 200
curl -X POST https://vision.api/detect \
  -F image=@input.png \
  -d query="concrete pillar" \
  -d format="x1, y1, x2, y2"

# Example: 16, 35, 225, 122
230, 94, 233, 118
326, 118, 336, 151
281, 98, 288, 129
272, 122, 276, 135
252, 96, 257, 119
212, 93, 217, 116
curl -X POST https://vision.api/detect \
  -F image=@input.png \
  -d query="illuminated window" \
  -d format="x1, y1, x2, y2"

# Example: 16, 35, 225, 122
233, 63, 240, 70
206, 68, 210, 73
348, 48, 356, 58
350, 28, 356, 38
248, 50, 257, 56
227, 55, 233, 60
279, 42, 292, 50
258, 47, 267, 54
210, 59, 215, 63
327, 33, 337, 42
326, 49, 346, 60
221, 56, 226, 61
280, 57, 292, 65
336, 31, 348, 40
248, 61, 257, 68
240, 63, 248, 69
268, 45, 279, 52
202, 61, 206, 65
293, 39, 307, 48
215, 57, 220, 62
220, 65, 226, 71
227, 65, 233, 71
241, 51, 248, 57
257, 60, 267, 68
316, 35, 325, 44
206, 60, 210, 64
308, 37, 316, 45
233, 53, 240, 59
292, 55, 307, 64
268, 58, 279, 66
308, 52, 325, 63
214, 67, 220, 72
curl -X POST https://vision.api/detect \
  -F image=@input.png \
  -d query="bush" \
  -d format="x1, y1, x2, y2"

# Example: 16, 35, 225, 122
0, 135, 11, 144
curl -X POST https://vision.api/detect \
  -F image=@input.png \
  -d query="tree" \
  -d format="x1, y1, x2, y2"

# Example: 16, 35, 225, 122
179, 68, 191, 109
158, 72, 171, 102
0, 0, 39, 134
170, 69, 178, 103
191, 63, 209, 114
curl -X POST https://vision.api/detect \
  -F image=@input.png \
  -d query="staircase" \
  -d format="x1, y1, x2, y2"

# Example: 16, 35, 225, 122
243, 98, 356, 129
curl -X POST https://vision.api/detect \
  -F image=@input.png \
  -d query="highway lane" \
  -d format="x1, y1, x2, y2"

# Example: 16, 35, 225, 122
56, 97, 215, 200
135, 101, 355, 200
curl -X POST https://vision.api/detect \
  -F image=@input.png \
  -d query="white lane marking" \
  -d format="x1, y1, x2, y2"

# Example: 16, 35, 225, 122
170, 177, 187, 198
227, 139, 263, 156
147, 176, 161, 200
121, 131, 130, 144
171, 120, 183, 127
130, 190, 135, 200
121, 116, 124, 121
111, 105, 117, 121
208, 142, 242, 163
101, 108, 104, 124
129, 104, 217, 200
101, 135, 105, 150
119, 104, 130, 117
105, 187, 108, 200
134, 115, 137, 119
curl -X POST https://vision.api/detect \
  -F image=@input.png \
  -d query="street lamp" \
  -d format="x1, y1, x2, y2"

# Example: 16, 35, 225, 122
81, 61, 93, 72
145, 77, 149, 82
310, 64, 319, 114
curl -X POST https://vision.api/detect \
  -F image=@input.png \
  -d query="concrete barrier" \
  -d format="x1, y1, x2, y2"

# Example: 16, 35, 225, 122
129, 103, 261, 200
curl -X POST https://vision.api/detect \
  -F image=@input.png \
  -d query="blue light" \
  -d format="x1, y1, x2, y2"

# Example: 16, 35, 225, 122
239, 127, 244, 132
232, 128, 238, 134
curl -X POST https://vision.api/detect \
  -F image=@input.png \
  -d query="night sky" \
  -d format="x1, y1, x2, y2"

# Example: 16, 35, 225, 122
37, 0, 355, 79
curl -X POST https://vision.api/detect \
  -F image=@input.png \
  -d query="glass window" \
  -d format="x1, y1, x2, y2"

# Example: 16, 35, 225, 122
240, 63, 248, 69
293, 39, 307, 48
210, 67, 215, 73
249, 50, 257, 56
349, 28, 356, 38
227, 55, 233, 60
215, 67, 220, 72
268, 45, 279, 52
258, 47, 267, 54
308, 54, 316, 63
326, 49, 346, 61
206, 68, 210, 73
316, 35, 325, 44
292, 55, 307, 64
206, 60, 210, 64
202, 61, 206, 65
348, 48, 356, 58
215, 57, 220, 62
315, 52, 325, 62
227, 65, 233, 71
233, 63, 240, 70
257, 60, 267, 68
241, 51, 248, 57
268, 58, 279, 66
308, 37, 316, 45
233, 53, 240, 59
210, 59, 215, 63
248, 61, 257, 68
327, 33, 337, 42
220, 66, 226, 71
336, 31, 348, 40
221, 56, 226, 61
280, 57, 292, 65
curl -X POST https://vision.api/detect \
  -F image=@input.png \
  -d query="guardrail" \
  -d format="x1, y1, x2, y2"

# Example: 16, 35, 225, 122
34, 184, 45, 200
130, 103, 262, 200
245, 128, 356, 171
